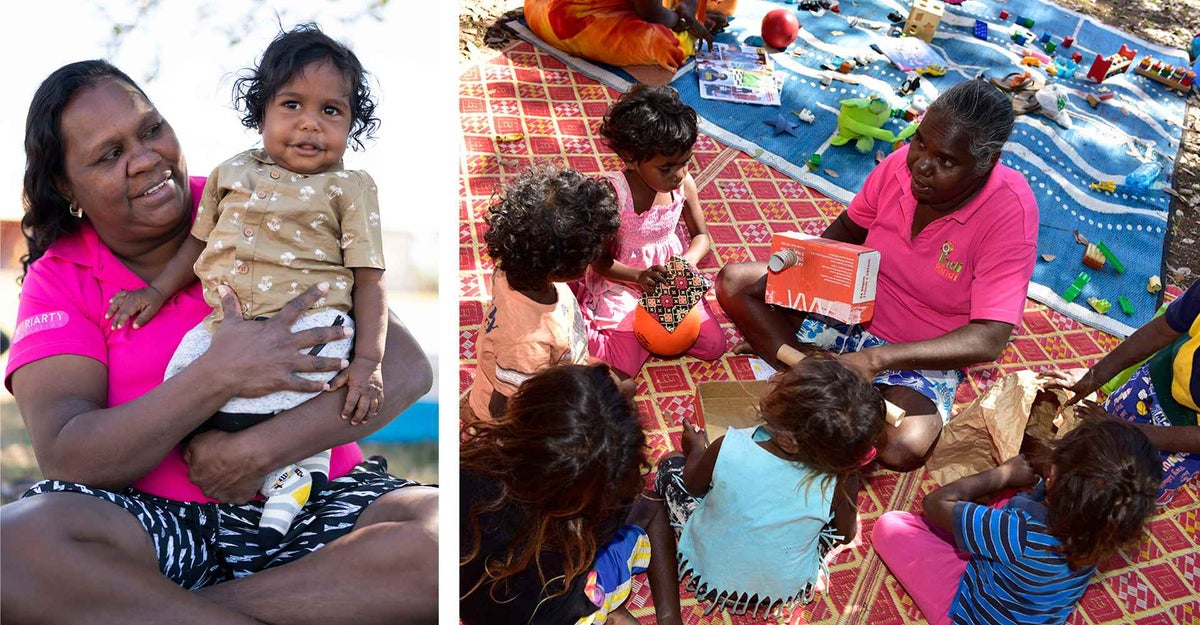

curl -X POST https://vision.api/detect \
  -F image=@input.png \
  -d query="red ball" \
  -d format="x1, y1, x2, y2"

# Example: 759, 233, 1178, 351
633, 304, 702, 357
762, 9, 801, 49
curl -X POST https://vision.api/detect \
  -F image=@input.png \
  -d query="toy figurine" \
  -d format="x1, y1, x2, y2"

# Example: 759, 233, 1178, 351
830, 95, 918, 153
897, 71, 921, 95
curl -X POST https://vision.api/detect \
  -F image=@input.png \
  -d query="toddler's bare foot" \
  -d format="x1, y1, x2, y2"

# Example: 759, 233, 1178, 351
731, 341, 758, 356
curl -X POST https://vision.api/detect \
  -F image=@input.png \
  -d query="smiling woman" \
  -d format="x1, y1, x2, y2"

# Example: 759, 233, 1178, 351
1, 56, 437, 625
716, 79, 1038, 473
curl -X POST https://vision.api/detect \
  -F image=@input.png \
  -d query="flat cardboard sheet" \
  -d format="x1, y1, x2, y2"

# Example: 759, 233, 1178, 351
694, 380, 769, 440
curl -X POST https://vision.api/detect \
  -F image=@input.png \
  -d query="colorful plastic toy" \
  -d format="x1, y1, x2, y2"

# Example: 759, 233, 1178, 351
1125, 162, 1162, 194
1087, 297, 1112, 314
998, 9, 1009, 20
1148, 275, 1162, 293
916, 63, 947, 76
1099, 241, 1123, 273
806, 153, 823, 170
830, 95, 919, 153
1062, 36, 1075, 48
1082, 243, 1106, 270
1090, 180, 1116, 193
1016, 16, 1034, 28
1062, 272, 1090, 303
1118, 296, 1134, 315
1053, 56, 1080, 79
973, 20, 988, 40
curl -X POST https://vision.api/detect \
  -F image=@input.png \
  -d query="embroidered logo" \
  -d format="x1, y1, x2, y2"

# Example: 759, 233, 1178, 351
935, 240, 964, 281
13, 311, 68, 343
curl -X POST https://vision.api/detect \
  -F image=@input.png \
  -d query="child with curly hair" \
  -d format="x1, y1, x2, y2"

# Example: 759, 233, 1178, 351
468, 165, 621, 420
579, 84, 724, 379
654, 356, 884, 616
101, 23, 388, 541
461, 364, 682, 625
873, 419, 1162, 625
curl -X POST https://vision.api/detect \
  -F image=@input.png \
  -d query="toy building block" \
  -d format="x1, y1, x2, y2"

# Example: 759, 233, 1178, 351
1062, 36, 1075, 48
1095, 241, 1125, 274
1134, 56, 1197, 92
1040, 32, 1051, 43
1118, 296, 1134, 315
1087, 297, 1112, 314
1012, 31, 1029, 45
1147, 275, 1162, 293
1045, 41, 1058, 54
973, 19, 988, 40
1072, 51, 1083, 63
998, 9, 1009, 20
1082, 243, 1106, 270
1062, 272, 1090, 302
1087, 44, 1138, 83
1016, 16, 1035, 28
903, 0, 944, 43
1085, 91, 1114, 108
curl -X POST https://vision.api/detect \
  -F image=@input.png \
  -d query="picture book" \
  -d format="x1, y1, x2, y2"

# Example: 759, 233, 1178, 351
871, 36, 947, 72
638, 256, 712, 332
696, 42, 781, 106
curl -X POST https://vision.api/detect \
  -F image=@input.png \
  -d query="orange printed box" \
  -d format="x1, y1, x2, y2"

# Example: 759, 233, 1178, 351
764, 232, 880, 324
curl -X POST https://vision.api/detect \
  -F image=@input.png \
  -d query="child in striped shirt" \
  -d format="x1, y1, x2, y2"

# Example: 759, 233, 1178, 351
873, 418, 1161, 625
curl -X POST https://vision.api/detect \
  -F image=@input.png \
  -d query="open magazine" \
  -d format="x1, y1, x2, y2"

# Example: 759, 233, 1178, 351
870, 36, 947, 72
696, 43, 781, 106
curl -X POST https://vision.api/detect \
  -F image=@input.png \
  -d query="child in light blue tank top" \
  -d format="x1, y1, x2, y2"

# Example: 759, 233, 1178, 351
654, 356, 885, 617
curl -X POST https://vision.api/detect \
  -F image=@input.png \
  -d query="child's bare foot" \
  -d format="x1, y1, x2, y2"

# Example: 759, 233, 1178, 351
731, 341, 757, 355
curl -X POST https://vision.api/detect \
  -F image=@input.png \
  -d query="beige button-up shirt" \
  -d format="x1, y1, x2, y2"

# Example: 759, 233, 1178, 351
192, 149, 385, 330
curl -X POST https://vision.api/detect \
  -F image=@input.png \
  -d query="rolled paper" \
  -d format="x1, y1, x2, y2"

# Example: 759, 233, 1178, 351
768, 248, 801, 273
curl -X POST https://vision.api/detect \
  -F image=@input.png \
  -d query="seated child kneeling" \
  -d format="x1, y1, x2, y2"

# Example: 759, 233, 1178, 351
460, 364, 682, 625
105, 24, 387, 541
655, 356, 884, 615
873, 419, 1161, 625
579, 84, 724, 379
466, 165, 620, 420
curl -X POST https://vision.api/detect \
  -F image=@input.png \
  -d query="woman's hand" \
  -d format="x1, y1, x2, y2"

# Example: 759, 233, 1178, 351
203, 283, 351, 399
671, 3, 715, 49
1039, 369, 1100, 408
183, 429, 267, 504
637, 265, 669, 292
838, 349, 881, 380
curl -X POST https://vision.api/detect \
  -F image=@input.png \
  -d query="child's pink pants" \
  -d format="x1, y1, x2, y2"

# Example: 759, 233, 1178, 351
871, 511, 968, 625
587, 300, 725, 378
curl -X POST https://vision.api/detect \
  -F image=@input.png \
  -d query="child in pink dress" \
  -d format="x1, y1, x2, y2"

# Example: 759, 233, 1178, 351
580, 85, 725, 378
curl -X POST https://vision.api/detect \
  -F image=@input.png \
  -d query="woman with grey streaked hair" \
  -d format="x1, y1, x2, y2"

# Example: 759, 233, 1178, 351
717, 78, 1038, 473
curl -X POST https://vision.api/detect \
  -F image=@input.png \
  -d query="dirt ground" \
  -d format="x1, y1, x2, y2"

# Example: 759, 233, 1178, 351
459, 0, 1200, 290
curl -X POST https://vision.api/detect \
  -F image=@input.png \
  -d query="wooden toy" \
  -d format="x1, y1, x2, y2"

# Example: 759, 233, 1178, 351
903, 0, 943, 43
1086, 44, 1137, 83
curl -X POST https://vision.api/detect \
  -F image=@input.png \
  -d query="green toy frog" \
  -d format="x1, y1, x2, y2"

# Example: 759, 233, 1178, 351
829, 95, 918, 154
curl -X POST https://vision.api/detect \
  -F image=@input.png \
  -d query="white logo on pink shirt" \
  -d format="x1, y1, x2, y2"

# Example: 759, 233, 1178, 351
12, 311, 69, 343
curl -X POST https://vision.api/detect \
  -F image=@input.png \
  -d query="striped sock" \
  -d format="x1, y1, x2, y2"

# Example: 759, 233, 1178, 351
297, 450, 331, 493
258, 465, 313, 542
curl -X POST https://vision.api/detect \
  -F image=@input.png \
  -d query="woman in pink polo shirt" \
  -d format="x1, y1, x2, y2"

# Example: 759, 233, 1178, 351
1, 61, 437, 623
717, 79, 1038, 472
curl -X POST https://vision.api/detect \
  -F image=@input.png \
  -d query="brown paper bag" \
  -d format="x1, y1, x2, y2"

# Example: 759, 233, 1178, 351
926, 369, 1089, 486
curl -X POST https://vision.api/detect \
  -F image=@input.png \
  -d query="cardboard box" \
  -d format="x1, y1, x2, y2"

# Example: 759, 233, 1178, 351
695, 380, 768, 440
764, 232, 880, 325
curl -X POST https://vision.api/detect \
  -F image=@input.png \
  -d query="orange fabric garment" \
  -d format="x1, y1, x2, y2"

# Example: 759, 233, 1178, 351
525, 0, 737, 71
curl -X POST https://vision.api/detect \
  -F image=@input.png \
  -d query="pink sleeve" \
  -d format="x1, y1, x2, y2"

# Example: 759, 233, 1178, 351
968, 185, 1038, 325
847, 149, 902, 228
5, 259, 107, 390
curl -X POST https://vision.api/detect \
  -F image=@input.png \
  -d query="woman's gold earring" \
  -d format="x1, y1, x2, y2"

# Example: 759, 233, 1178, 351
68, 202, 83, 218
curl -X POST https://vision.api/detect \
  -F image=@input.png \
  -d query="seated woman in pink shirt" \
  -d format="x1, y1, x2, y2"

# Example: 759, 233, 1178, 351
2, 60, 437, 623
717, 79, 1038, 472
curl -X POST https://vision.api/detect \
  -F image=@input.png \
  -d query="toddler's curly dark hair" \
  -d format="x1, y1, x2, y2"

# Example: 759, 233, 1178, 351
758, 355, 884, 482
233, 22, 379, 150
485, 165, 620, 291
1045, 418, 1161, 570
599, 84, 697, 163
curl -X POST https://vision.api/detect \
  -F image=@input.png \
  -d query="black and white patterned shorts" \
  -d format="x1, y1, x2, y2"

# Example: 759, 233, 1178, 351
21, 456, 419, 590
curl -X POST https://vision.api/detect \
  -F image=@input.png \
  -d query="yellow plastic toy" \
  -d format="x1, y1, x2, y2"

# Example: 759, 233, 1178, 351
1089, 180, 1116, 193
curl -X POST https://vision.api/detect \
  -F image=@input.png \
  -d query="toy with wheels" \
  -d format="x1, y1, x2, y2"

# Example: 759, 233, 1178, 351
634, 303, 702, 357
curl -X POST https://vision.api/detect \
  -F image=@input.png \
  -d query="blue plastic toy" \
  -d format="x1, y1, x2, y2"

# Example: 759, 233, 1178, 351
973, 20, 988, 40
1125, 162, 1163, 193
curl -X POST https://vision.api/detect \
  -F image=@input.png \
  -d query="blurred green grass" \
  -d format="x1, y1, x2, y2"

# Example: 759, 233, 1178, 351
1, 394, 437, 503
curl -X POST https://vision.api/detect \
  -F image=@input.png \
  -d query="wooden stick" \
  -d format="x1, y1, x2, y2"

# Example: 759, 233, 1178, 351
776, 345, 907, 426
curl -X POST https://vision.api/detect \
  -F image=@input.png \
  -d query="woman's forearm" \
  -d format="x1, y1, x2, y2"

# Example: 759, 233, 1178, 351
1087, 315, 1180, 387
863, 319, 1013, 373
235, 312, 432, 472
12, 353, 242, 489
